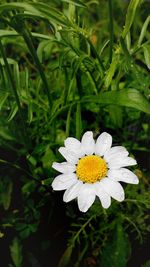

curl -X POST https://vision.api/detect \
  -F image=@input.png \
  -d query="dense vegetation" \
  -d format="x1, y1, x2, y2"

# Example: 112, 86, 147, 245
0, 0, 150, 266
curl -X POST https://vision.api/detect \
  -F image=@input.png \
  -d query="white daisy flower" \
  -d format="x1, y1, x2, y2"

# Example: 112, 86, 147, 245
52, 131, 139, 213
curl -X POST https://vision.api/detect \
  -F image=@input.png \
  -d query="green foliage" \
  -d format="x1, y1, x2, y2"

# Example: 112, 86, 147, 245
100, 222, 131, 267
0, 0, 149, 266
10, 238, 23, 267
0, 177, 13, 210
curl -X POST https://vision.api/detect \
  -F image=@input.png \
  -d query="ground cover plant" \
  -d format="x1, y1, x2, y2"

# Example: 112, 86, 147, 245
0, 0, 150, 266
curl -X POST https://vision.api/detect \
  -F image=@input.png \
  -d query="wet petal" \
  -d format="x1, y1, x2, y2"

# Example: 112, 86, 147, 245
58, 147, 79, 164
108, 156, 137, 169
95, 132, 112, 156
52, 173, 77, 190
77, 184, 95, 212
108, 168, 139, 184
81, 131, 95, 155
94, 182, 111, 208
100, 178, 125, 202
65, 137, 84, 157
52, 162, 76, 173
104, 146, 129, 162
63, 180, 83, 202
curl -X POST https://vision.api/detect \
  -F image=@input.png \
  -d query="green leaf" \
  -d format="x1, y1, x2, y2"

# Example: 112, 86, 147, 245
104, 55, 119, 89
27, 102, 33, 123
61, 0, 86, 8
83, 89, 150, 114
143, 45, 150, 70
143, 260, 150, 267
138, 15, 150, 46
1, 180, 13, 210
122, 0, 143, 38
22, 181, 36, 194
0, 92, 9, 110
26, 154, 37, 167
108, 105, 123, 128
10, 238, 23, 267
100, 222, 131, 267
58, 245, 73, 267
7, 102, 18, 122
0, 29, 53, 40
0, 127, 16, 141
41, 146, 56, 169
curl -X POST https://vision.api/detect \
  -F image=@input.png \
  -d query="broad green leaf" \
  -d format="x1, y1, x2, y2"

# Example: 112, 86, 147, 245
122, 0, 143, 38
83, 89, 150, 114
100, 222, 130, 267
10, 238, 23, 267
143, 45, 150, 70
41, 146, 56, 169
58, 245, 73, 267
108, 105, 123, 128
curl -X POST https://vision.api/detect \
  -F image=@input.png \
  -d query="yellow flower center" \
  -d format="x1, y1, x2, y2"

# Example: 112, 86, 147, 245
76, 155, 107, 184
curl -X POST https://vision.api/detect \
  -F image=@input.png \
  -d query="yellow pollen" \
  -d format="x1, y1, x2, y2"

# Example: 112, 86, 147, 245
76, 155, 107, 184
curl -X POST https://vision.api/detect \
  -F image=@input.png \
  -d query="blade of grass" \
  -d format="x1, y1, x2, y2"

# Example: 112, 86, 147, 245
20, 26, 52, 111
0, 39, 28, 146
108, 0, 114, 63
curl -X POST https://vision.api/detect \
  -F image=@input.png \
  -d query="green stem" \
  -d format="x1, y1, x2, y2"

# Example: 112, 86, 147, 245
21, 26, 52, 110
72, 215, 95, 246
0, 39, 28, 146
87, 38, 105, 71
108, 0, 114, 63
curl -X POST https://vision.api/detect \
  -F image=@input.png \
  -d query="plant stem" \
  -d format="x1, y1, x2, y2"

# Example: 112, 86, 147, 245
72, 214, 96, 246
108, 0, 114, 63
87, 37, 105, 71
0, 39, 28, 146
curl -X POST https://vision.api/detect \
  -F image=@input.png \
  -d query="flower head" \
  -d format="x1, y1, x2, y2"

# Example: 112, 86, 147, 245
52, 131, 139, 212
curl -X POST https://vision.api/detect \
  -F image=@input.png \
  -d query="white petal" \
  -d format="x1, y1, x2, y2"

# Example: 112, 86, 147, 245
108, 168, 139, 184
95, 132, 112, 156
81, 131, 95, 155
104, 146, 129, 162
52, 162, 76, 173
52, 173, 77, 190
108, 156, 137, 169
77, 184, 96, 212
63, 180, 83, 202
100, 178, 125, 202
58, 147, 79, 164
65, 137, 85, 158
94, 182, 111, 208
